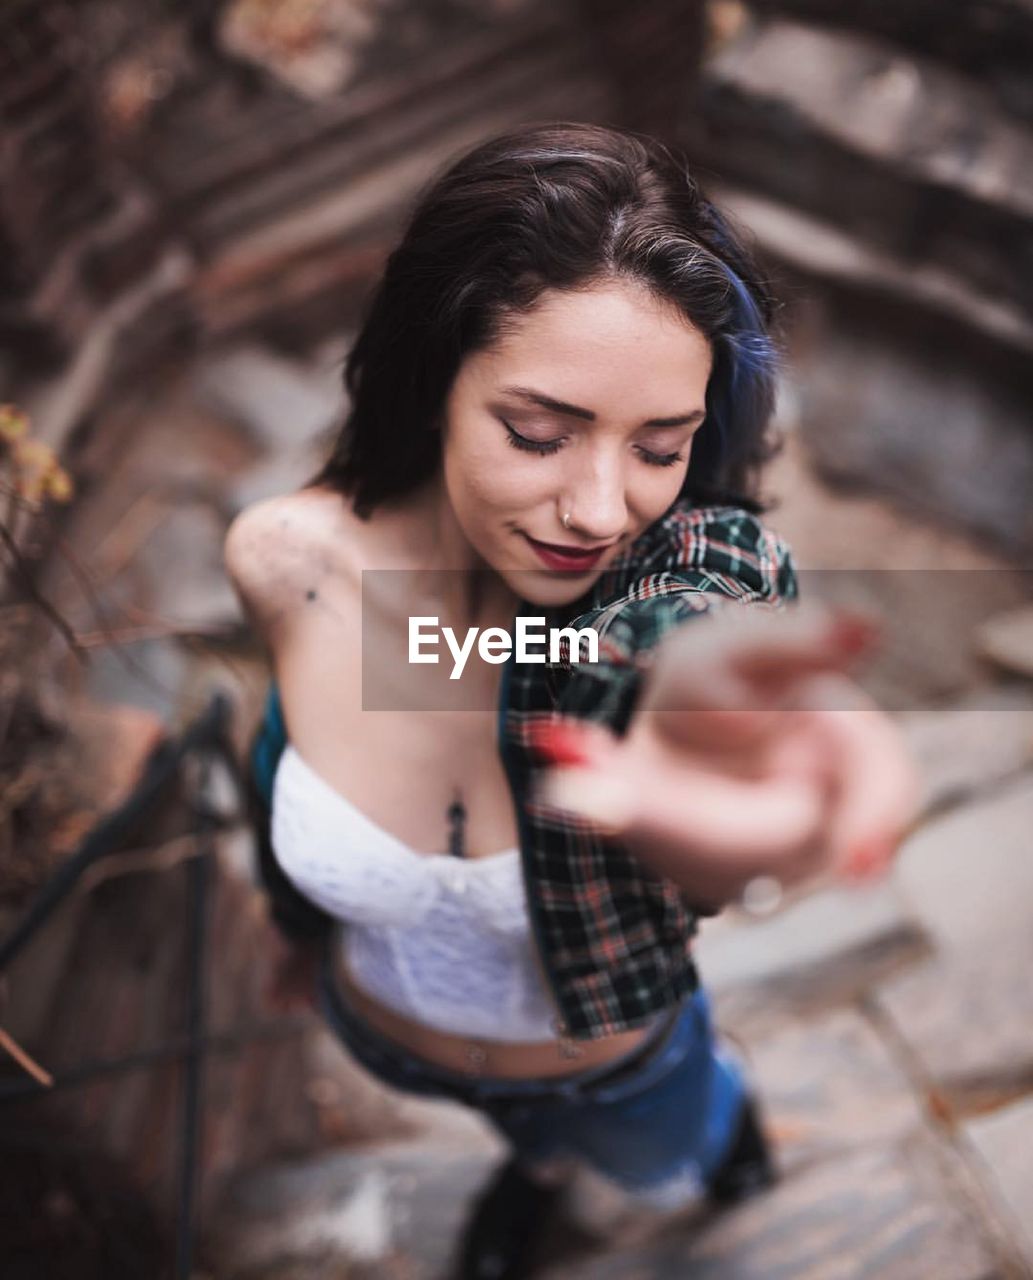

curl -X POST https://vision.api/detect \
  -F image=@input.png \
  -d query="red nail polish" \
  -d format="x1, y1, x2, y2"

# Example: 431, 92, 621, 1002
844, 836, 896, 880
829, 611, 881, 657
528, 720, 595, 766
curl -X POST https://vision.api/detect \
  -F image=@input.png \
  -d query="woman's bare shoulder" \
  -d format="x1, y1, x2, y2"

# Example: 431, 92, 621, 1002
223, 485, 361, 637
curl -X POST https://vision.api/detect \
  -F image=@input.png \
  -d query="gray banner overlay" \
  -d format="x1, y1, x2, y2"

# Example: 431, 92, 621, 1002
359, 569, 1033, 713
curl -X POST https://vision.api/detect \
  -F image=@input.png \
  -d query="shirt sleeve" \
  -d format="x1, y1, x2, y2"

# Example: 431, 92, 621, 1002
546, 520, 798, 915
549, 517, 798, 733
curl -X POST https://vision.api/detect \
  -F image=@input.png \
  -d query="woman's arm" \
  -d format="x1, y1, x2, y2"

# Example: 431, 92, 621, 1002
224, 501, 338, 948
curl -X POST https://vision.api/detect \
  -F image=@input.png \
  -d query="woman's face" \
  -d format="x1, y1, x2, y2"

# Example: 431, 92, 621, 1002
440, 278, 713, 607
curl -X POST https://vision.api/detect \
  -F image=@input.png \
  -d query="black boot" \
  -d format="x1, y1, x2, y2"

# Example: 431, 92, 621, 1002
705, 1096, 777, 1207
455, 1155, 566, 1280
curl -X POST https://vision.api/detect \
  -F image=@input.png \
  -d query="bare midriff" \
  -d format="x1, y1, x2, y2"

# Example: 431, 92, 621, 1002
334, 951, 658, 1080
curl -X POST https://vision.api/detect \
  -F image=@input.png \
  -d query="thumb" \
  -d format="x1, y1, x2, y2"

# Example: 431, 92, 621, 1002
527, 716, 631, 833
534, 762, 638, 836
533, 756, 826, 863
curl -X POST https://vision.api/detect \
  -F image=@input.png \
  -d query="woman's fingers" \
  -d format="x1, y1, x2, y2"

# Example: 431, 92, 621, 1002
529, 671, 919, 903
795, 678, 921, 880
532, 713, 833, 891
640, 604, 879, 753
729, 610, 879, 684
644, 603, 877, 706
534, 759, 829, 905
536, 758, 825, 859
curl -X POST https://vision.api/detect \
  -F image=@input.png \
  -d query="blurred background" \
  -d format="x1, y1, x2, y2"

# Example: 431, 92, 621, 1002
1, 1, 1031, 1277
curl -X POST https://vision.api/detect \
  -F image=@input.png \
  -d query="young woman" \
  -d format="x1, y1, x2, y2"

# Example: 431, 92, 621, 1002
225, 121, 915, 1279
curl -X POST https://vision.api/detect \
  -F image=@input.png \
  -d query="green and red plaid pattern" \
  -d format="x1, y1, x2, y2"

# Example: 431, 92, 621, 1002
502, 501, 798, 1039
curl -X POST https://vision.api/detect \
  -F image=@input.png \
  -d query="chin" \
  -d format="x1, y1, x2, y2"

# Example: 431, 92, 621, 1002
505, 569, 603, 609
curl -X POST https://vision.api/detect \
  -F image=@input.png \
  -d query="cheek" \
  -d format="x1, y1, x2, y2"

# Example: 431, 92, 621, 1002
628, 457, 691, 519
454, 456, 518, 512
449, 439, 552, 514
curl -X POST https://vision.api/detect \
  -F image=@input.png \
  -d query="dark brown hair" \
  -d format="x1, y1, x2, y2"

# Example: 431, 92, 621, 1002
309, 121, 781, 517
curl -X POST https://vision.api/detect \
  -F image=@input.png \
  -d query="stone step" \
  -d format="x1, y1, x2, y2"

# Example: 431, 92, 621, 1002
191, 345, 342, 456
696, 880, 928, 1033
875, 777, 1033, 1099
539, 1140, 1001, 1279
716, 186, 1033, 557
976, 603, 1033, 680
206, 1137, 503, 1280
712, 182, 1033, 356
963, 1096, 1033, 1270
744, 0, 1033, 124
209, 1122, 1001, 1279
898, 687, 1033, 816
205, 1004, 968, 1278
698, 19, 1033, 325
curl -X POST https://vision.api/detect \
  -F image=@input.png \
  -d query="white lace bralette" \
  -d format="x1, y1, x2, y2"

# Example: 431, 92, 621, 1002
269, 743, 560, 1041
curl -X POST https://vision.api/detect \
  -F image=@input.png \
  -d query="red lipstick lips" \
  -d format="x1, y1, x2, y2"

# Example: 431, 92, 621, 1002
524, 534, 609, 572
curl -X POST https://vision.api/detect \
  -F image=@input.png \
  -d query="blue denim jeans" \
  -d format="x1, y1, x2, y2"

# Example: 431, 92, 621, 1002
315, 940, 748, 1208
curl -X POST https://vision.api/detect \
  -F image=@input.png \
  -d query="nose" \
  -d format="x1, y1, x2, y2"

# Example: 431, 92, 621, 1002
561, 449, 628, 542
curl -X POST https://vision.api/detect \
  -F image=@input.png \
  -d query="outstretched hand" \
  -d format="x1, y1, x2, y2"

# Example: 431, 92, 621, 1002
529, 605, 919, 909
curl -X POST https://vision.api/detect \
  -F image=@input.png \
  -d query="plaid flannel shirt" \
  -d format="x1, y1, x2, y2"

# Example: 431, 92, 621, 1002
246, 500, 797, 1041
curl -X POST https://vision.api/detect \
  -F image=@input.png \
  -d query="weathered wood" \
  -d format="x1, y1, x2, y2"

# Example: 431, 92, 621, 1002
188, 32, 609, 250
144, 18, 579, 209
573, 0, 705, 140
0, 0, 122, 352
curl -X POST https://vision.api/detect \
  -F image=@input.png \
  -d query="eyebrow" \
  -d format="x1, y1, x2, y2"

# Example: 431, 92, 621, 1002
498, 384, 705, 428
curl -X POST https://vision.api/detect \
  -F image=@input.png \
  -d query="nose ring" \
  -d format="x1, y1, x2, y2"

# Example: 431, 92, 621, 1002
562, 511, 572, 530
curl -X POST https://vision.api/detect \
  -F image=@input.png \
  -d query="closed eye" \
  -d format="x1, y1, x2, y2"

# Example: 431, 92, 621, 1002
501, 420, 685, 468
502, 421, 563, 456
